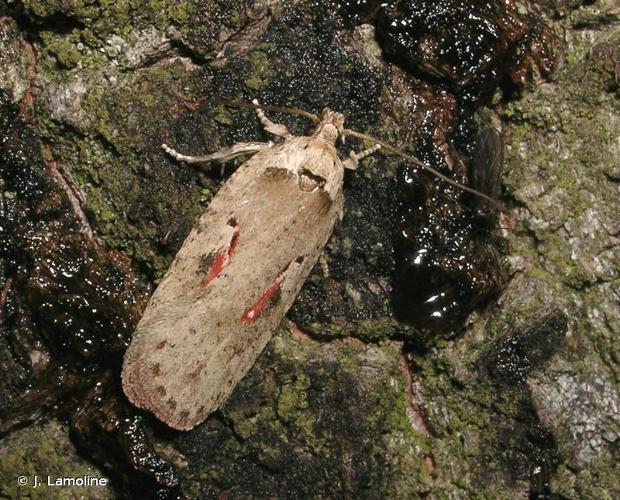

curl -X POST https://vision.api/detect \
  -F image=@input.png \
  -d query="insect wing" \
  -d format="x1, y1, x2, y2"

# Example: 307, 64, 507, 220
123, 154, 342, 430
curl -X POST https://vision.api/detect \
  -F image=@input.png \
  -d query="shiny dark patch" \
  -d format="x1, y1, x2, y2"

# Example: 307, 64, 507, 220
377, 0, 527, 89
485, 308, 568, 384
329, 0, 382, 28
392, 128, 507, 337
0, 89, 181, 499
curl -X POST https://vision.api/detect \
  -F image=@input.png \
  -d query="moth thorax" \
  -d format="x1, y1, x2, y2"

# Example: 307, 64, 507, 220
313, 108, 345, 145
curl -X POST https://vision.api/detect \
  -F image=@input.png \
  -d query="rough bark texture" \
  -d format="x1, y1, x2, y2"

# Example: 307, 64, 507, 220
0, 0, 618, 498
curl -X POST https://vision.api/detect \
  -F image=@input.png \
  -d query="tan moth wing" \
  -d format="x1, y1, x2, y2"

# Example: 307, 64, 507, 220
122, 137, 344, 430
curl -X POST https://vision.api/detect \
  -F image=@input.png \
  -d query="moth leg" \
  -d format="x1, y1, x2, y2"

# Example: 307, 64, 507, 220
343, 144, 381, 171
252, 98, 294, 140
162, 141, 272, 169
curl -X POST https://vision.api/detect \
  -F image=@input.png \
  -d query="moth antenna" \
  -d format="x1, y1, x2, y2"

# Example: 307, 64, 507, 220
343, 128, 507, 212
215, 98, 320, 124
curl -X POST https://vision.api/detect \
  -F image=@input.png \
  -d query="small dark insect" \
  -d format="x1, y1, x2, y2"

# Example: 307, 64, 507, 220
469, 127, 504, 209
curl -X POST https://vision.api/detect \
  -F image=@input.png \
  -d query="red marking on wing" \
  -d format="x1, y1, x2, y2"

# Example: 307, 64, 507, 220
240, 256, 305, 326
241, 277, 283, 326
202, 251, 227, 287
201, 219, 240, 288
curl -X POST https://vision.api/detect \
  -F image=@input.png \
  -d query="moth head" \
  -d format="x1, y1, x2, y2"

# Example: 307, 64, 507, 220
313, 108, 345, 145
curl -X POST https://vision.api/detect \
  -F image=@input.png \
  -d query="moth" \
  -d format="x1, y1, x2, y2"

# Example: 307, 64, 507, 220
122, 100, 501, 431
122, 100, 380, 430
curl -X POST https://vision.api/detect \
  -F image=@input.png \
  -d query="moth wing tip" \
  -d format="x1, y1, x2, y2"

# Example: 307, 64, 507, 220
165, 419, 197, 432
121, 351, 207, 432
120, 345, 153, 412
150, 406, 204, 431
120, 356, 141, 409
